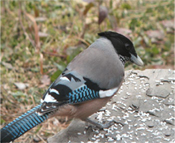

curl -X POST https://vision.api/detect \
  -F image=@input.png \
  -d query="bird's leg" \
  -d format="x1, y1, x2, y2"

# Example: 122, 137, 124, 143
85, 118, 124, 129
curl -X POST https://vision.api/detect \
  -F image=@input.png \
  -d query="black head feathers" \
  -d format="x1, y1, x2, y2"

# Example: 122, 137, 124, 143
98, 31, 143, 66
98, 31, 137, 58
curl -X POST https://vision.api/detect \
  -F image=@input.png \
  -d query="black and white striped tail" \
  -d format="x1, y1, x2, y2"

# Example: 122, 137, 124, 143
0, 104, 50, 142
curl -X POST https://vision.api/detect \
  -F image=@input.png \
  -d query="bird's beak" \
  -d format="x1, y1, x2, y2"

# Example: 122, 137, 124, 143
130, 54, 144, 66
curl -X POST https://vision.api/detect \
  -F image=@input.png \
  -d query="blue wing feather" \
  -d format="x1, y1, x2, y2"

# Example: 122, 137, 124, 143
68, 85, 99, 104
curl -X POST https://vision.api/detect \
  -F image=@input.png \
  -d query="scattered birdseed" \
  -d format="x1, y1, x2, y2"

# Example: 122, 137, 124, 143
141, 80, 145, 84
163, 137, 171, 141
134, 123, 138, 127
160, 121, 166, 126
121, 97, 126, 101
95, 139, 100, 142
152, 131, 161, 136
127, 119, 132, 122
116, 134, 121, 141
100, 133, 104, 138
126, 92, 132, 96
139, 85, 142, 88
108, 137, 114, 142
147, 128, 154, 132
136, 95, 141, 98
141, 118, 147, 122
122, 133, 129, 138
96, 129, 100, 134
123, 119, 129, 125
155, 80, 160, 83
122, 113, 129, 119
91, 137, 96, 141
97, 112, 103, 123
131, 80, 136, 84
136, 126, 146, 131
168, 77, 175, 80
127, 130, 133, 134
171, 81, 175, 84
118, 90, 123, 94
159, 82, 164, 85
124, 81, 130, 85
112, 104, 118, 111
115, 131, 120, 134
77, 132, 81, 135
105, 110, 111, 117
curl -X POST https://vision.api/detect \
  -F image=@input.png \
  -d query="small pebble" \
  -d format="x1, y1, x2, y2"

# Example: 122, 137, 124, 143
33, 137, 41, 142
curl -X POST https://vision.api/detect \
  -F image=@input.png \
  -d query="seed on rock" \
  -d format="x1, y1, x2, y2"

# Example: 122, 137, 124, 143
146, 120, 154, 128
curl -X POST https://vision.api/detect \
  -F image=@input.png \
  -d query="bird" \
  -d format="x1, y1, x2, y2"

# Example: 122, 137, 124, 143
0, 31, 143, 142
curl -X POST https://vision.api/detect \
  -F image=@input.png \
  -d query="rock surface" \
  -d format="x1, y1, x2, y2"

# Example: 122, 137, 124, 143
48, 69, 175, 143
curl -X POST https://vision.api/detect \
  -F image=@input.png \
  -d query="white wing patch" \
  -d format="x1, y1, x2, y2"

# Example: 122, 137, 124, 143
40, 99, 44, 103
44, 93, 57, 102
99, 87, 118, 98
49, 88, 59, 95
60, 76, 70, 82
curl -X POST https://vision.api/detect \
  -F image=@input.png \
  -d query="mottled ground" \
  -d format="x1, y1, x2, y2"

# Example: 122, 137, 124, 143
48, 69, 175, 143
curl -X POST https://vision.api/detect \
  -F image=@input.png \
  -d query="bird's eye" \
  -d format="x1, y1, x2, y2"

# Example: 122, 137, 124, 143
125, 43, 130, 50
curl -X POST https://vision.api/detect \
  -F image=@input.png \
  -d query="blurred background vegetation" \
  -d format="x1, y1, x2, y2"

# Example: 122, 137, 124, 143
1, 0, 174, 142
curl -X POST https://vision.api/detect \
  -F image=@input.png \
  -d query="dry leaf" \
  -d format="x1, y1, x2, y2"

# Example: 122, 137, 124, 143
146, 30, 164, 40
161, 19, 175, 30
2, 62, 14, 70
98, 6, 108, 25
115, 28, 132, 38
14, 82, 29, 90
39, 75, 51, 88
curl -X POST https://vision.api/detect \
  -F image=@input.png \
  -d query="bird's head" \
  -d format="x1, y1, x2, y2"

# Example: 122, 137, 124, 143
98, 31, 144, 66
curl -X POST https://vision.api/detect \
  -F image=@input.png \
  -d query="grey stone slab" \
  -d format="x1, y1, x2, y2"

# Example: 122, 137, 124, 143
146, 87, 170, 98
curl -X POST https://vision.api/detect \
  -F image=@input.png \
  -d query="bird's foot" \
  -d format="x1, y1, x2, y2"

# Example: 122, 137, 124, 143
86, 118, 124, 130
